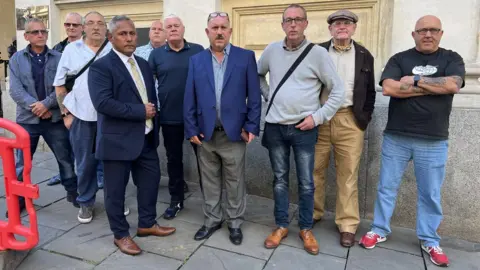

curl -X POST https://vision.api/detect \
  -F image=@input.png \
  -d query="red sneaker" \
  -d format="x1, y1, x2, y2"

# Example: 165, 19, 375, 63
422, 245, 450, 267
359, 231, 387, 249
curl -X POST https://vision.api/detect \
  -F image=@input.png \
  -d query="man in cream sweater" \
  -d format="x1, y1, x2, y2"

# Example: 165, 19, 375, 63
258, 3, 345, 255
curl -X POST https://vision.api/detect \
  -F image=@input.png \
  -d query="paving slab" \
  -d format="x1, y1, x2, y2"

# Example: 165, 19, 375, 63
28, 199, 84, 231
16, 249, 94, 270
157, 186, 171, 204
244, 194, 297, 227
135, 218, 205, 261
0, 250, 29, 270
43, 198, 168, 264
346, 245, 425, 270
95, 250, 182, 270
356, 219, 422, 256
175, 195, 205, 226
0, 167, 58, 197
424, 246, 480, 270
31, 152, 56, 165
264, 245, 345, 270
33, 180, 67, 207
17, 223, 66, 253
282, 216, 349, 258
181, 246, 265, 270
204, 221, 275, 260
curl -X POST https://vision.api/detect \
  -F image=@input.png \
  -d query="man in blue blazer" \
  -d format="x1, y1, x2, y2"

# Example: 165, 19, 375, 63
184, 11, 262, 245
88, 15, 175, 256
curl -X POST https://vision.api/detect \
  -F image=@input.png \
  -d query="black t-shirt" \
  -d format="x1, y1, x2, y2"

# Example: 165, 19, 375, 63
380, 48, 465, 140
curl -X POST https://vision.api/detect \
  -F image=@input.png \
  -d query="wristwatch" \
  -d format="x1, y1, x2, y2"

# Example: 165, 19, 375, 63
61, 111, 71, 118
413, 75, 421, 87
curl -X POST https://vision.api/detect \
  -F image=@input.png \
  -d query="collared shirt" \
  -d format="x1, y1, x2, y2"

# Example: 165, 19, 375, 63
112, 48, 151, 134
29, 46, 47, 101
282, 38, 307, 51
325, 41, 355, 108
134, 42, 155, 61
148, 40, 204, 124
209, 43, 231, 126
53, 38, 112, 122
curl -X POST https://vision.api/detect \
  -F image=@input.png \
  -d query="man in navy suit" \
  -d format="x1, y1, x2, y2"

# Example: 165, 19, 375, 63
184, 11, 262, 245
88, 15, 175, 256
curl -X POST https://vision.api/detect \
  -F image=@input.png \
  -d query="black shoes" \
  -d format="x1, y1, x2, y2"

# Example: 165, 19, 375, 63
228, 227, 243, 245
46, 174, 61, 186
194, 224, 222, 241
5, 197, 26, 218
163, 202, 184, 220
66, 192, 80, 208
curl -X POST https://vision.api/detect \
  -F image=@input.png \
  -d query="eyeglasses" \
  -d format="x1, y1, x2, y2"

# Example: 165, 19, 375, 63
283, 17, 306, 24
85, 21, 106, 27
64, 23, 81, 28
26, 29, 48, 35
332, 20, 354, 26
415, 28, 442, 35
208, 12, 229, 21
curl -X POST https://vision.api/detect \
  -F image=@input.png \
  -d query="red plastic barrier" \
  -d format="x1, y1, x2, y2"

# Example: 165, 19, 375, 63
0, 118, 39, 251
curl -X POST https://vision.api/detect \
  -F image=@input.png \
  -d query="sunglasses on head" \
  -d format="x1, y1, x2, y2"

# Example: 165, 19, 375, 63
64, 23, 81, 28
208, 12, 229, 21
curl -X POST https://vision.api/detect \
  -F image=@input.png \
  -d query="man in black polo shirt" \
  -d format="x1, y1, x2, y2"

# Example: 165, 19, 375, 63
149, 14, 204, 219
359, 15, 465, 267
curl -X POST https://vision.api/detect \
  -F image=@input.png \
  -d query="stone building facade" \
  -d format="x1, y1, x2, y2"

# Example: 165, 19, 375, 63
2, 0, 480, 242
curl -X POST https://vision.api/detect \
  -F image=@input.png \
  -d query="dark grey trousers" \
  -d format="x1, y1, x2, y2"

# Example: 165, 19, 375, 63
197, 130, 247, 229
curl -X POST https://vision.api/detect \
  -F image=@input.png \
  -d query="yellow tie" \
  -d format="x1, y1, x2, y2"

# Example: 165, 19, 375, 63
127, 58, 152, 129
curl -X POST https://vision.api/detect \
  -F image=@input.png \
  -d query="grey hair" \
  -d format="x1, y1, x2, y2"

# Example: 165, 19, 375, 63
163, 14, 184, 25
24, 17, 45, 32
108, 15, 133, 33
65, 12, 84, 24
282, 4, 308, 21
83, 11, 105, 25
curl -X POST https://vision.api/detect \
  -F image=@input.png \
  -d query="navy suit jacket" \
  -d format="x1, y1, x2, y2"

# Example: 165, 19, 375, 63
184, 45, 261, 141
88, 50, 160, 161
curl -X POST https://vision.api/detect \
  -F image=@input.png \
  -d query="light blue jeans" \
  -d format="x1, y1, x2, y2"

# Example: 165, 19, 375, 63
371, 133, 448, 247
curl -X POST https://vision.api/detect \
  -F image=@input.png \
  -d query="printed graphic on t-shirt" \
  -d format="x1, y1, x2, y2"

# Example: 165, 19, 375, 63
412, 65, 437, 76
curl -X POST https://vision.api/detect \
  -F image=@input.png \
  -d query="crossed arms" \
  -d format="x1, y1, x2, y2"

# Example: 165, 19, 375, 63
382, 75, 463, 98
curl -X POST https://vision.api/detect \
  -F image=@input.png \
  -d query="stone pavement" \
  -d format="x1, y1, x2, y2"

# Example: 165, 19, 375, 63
1, 152, 479, 270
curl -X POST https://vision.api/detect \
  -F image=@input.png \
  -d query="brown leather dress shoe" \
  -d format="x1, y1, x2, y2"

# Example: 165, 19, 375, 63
340, 232, 355, 247
114, 236, 142, 256
299, 229, 319, 255
137, 223, 176, 237
264, 227, 288, 249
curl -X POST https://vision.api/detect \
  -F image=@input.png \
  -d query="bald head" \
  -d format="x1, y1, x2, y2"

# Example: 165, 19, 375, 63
415, 15, 442, 31
412, 15, 443, 54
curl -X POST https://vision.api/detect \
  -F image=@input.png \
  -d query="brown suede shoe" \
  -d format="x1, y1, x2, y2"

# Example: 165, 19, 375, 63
299, 229, 319, 255
114, 236, 142, 256
264, 227, 289, 249
137, 223, 176, 237
340, 232, 355, 247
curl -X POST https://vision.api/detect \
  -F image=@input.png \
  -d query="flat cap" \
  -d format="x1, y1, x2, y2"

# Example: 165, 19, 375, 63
327, 9, 358, 24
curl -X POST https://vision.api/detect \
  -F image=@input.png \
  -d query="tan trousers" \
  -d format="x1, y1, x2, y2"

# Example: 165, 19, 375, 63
313, 108, 364, 233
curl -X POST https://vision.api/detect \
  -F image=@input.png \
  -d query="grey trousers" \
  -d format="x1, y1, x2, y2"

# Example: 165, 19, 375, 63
198, 130, 247, 229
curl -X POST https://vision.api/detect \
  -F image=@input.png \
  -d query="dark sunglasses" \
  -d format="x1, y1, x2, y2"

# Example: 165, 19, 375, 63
26, 29, 48, 35
64, 23, 81, 28
208, 12, 229, 21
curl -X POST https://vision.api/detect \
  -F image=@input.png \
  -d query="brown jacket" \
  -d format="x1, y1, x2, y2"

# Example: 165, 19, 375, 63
318, 40, 376, 130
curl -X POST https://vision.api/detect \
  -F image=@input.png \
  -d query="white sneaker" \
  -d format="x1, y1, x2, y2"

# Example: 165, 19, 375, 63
78, 206, 94, 224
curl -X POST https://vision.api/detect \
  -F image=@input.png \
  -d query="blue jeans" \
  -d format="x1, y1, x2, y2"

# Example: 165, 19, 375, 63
371, 133, 448, 247
14, 121, 77, 193
97, 162, 104, 187
69, 118, 99, 207
264, 123, 317, 230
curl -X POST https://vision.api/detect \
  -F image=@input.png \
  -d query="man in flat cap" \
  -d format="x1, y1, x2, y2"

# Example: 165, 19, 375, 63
314, 9, 376, 247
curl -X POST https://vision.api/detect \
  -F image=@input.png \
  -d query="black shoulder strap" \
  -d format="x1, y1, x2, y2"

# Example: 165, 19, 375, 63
73, 38, 109, 80
265, 42, 314, 116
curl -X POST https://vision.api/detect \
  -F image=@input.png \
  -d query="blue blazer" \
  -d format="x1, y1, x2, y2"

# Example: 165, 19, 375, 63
183, 45, 261, 141
88, 50, 160, 161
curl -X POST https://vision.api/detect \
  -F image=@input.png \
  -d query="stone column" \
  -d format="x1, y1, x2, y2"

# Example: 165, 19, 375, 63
163, 0, 221, 48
